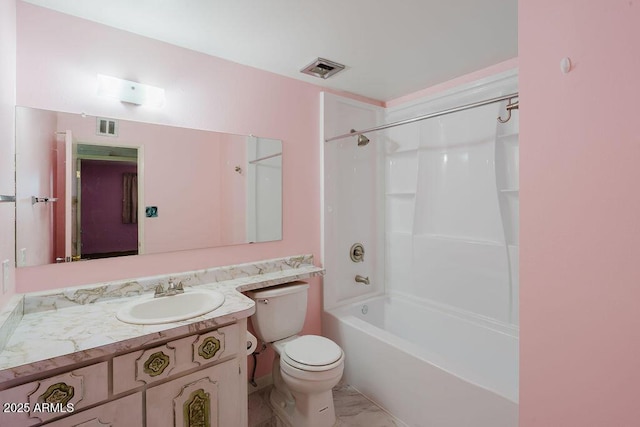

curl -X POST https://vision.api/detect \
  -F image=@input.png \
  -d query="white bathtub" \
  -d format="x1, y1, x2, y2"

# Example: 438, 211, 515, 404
323, 293, 518, 427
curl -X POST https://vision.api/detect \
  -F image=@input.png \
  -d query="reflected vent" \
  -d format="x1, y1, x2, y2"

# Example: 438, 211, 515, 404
96, 117, 118, 136
300, 58, 345, 79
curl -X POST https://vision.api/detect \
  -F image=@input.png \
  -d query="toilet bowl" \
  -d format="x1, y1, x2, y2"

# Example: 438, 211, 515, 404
246, 283, 345, 427
271, 335, 344, 427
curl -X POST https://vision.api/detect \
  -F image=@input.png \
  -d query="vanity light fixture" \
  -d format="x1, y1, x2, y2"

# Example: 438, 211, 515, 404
96, 74, 165, 107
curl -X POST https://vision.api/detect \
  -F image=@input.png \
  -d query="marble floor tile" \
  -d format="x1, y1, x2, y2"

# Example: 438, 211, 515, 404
248, 386, 276, 427
248, 381, 403, 427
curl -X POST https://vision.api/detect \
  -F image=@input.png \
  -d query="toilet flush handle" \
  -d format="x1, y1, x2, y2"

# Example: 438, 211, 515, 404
257, 298, 269, 304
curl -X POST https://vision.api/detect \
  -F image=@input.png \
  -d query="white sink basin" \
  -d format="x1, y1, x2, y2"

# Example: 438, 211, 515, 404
116, 289, 225, 325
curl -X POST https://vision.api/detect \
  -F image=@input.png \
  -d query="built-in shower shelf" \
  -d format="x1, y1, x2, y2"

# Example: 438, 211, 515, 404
496, 133, 519, 143
386, 230, 412, 237
499, 188, 519, 194
386, 191, 416, 197
386, 148, 418, 157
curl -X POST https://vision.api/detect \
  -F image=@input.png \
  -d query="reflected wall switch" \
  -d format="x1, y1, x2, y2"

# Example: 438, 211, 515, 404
2, 260, 9, 294
145, 206, 158, 218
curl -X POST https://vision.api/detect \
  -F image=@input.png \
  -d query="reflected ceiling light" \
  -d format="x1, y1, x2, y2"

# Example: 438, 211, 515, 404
96, 74, 165, 107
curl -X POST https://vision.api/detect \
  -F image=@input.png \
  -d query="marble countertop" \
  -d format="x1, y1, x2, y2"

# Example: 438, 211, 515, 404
0, 255, 323, 383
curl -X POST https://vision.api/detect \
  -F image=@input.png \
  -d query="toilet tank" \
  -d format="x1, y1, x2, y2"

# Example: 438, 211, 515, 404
245, 282, 309, 343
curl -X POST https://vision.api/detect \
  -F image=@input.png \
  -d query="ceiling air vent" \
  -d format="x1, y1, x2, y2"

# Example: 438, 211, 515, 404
300, 58, 345, 79
96, 117, 118, 137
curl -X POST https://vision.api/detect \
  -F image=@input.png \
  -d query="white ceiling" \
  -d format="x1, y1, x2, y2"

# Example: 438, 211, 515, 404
22, 0, 517, 102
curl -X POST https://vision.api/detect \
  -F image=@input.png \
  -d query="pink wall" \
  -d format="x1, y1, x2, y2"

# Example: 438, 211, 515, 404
14, 107, 57, 266
0, 0, 16, 307
520, 1, 640, 425
12, 2, 326, 361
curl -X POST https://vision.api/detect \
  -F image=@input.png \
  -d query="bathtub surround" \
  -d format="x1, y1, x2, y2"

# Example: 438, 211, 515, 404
321, 94, 385, 309
0, 255, 323, 382
385, 70, 519, 326
322, 70, 519, 426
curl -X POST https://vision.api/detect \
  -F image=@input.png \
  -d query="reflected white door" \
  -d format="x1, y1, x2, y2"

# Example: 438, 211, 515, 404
63, 130, 75, 261
246, 137, 282, 243
74, 157, 82, 258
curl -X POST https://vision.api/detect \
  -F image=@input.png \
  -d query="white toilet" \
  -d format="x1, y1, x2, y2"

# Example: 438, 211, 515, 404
246, 281, 344, 427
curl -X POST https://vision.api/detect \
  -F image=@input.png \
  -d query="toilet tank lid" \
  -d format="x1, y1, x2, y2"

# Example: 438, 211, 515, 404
245, 281, 309, 299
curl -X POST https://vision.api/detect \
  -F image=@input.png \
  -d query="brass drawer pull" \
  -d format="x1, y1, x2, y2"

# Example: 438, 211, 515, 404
39, 382, 75, 406
143, 351, 171, 377
198, 337, 221, 360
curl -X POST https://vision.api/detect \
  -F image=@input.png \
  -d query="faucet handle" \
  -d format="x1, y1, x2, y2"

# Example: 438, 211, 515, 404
176, 281, 184, 291
154, 284, 164, 297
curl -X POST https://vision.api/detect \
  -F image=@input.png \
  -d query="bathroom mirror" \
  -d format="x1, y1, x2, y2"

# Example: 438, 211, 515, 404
15, 106, 283, 267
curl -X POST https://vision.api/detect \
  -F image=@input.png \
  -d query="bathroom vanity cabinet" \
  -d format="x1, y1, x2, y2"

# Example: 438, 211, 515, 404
0, 256, 325, 427
0, 320, 247, 427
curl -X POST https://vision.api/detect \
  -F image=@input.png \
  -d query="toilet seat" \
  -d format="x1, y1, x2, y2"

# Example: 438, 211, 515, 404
281, 335, 344, 372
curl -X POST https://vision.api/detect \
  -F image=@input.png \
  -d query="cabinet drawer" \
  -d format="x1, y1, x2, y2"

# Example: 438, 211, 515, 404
113, 324, 239, 394
192, 324, 239, 365
0, 362, 108, 426
44, 392, 142, 427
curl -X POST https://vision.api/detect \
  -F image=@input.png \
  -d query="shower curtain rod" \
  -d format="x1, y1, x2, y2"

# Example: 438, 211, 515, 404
324, 92, 519, 143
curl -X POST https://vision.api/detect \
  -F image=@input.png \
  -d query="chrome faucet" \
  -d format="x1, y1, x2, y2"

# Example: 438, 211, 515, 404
355, 275, 370, 285
154, 280, 184, 297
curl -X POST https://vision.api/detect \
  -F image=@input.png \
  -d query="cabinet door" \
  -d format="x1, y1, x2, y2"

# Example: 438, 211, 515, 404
45, 393, 142, 427
146, 358, 241, 427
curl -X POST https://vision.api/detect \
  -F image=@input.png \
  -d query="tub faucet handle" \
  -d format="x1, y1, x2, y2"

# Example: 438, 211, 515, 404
350, 243, 365, 262
355, 275, 370, 285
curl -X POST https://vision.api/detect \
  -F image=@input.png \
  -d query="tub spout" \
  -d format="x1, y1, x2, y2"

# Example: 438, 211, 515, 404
355, 275, 370, 285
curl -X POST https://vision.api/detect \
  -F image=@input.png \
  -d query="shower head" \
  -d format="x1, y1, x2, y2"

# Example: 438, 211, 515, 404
350, 129, 370, 147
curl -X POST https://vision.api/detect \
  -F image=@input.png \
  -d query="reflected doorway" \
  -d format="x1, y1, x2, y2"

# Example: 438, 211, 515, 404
75, 144, 139, 259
